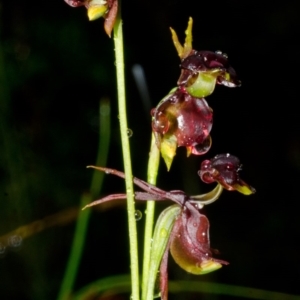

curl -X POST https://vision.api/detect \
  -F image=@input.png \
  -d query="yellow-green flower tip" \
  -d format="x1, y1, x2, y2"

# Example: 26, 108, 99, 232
87, 5, 107, 21
196, 260, 222, 274
170, 17, 194, 59
233, 183, 256, 195
186, 146, 192, 157
176, 259, 222, 275
183, 17, 193, 57
161, 135, 177, 171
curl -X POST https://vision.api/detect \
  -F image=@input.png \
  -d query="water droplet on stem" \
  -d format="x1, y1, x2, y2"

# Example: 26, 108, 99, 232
135, 210, 142, 221
0, 243, 6, 255
8, 235, 22, 248
127, 128, 133, 137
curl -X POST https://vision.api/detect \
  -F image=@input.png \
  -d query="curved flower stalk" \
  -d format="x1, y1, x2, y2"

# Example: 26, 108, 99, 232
64, 0, 118, 36
83, 163, 255, 300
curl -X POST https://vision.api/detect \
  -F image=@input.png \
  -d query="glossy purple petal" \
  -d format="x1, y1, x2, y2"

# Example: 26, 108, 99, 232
199, 154, 256, 194
178, 50, 241, 88
170, 202, 228, 275
151, 88, 213, 155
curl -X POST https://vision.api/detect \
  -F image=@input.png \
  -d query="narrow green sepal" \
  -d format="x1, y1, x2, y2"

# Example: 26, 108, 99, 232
233, 183, 256, 195
160, 134, 177, 171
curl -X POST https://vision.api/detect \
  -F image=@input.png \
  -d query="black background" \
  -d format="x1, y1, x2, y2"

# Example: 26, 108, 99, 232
0, 1, 299, 299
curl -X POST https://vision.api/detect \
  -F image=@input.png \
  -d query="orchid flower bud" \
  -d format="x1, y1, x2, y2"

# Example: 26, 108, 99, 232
199, 153, 256, 195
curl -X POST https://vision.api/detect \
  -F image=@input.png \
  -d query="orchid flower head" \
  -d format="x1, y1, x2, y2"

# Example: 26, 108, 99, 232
199, 153, 256, 195
83, 166, 233, 300
151, 87, 213, 170
178, 50, 241, 97
64, 0, 118, 37
170, 17, 241, 98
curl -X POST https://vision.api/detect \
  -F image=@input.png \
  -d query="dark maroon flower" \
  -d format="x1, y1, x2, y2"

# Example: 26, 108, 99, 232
159, 200, 228, 300
170, 18, 241, 98
199, 153, 256, 195
178, 50, 241, 89
83, 166, 230, 300
151, 87, 213, 169
64, 0, 118, 37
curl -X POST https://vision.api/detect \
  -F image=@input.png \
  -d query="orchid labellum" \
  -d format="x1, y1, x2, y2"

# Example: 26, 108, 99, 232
83, 159, 254, 299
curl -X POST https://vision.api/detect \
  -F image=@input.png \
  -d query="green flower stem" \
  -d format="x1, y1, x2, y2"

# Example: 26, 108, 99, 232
146, 205, 181, 300
113, 4, 140, 300
191, 183, 223, 205
57, 99, 111, 300
141, 133, 160, 300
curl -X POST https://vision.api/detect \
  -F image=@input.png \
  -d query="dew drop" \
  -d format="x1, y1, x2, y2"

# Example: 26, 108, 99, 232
134, 210, 142, 221
0, 243, 6, 255
160, 228, 168, 238
193, 222, 198, 227
127, 128, 133, 137
8, 235, 22, 248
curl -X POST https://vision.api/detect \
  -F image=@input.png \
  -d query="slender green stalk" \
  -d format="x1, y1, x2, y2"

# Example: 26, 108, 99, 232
141, 133, 160, 300
56, 194, 92, 300
113, 3, 140, 300
57, 99, 111, 300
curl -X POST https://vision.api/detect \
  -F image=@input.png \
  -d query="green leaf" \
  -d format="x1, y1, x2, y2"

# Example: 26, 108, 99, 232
145, 205, 181, 300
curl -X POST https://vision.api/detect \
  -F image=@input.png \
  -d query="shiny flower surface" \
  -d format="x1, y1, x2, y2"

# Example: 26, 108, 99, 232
178, 50, 241, 98
151, 87, 213, 169
199, 153, 256, 195
83, 166, 231, 300
170, 18, 241, 98
64, 0, 118, 36
169, 201, 227, 274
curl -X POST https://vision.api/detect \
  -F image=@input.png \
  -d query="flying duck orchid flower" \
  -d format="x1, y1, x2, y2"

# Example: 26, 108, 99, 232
82, 165, 253, 300
151, 87, 213, 170
171, 17, 241, 98
199, 153, 256, 195
64, 0, 118, 36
